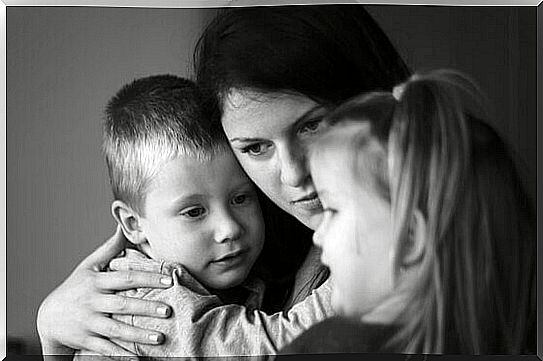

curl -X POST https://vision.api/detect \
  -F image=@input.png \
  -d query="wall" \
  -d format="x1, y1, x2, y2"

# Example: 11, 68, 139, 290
7, 5, 537, 354
7, 7, 212, 353
367, 6, 537, 196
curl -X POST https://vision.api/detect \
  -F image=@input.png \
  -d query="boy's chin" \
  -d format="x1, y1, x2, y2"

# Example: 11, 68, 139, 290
204, 269, 249, 290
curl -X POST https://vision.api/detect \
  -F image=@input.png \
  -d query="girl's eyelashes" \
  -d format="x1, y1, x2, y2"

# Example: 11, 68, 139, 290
179, 206, 207, 219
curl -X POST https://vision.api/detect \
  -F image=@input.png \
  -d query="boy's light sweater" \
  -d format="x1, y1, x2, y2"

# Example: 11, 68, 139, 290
76, 248, 333, 358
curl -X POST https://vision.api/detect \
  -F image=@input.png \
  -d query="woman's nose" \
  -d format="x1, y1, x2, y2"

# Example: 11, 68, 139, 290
278, 142, 309, 188
214, 209, 244, 243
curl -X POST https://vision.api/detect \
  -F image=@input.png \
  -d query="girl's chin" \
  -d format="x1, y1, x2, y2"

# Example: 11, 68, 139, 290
331, 290, 365, 319
331, 293, 350, 316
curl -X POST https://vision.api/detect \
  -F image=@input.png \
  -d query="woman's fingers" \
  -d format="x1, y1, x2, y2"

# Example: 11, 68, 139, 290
109, 256, 164, 273
91, 294, 171, 318
36, 228, 172, 356
80, 227, 128, 272
90, 317, 165, 345
94, 270, 173, 291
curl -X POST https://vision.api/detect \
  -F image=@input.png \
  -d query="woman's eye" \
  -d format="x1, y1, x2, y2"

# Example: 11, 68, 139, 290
240, 143, 271, 157
232, 194, 247, 205
298, 119, 323, 136
180, 207, 207, 218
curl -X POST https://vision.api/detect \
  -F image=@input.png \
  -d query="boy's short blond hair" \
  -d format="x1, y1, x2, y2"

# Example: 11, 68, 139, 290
103, 75, 228, 215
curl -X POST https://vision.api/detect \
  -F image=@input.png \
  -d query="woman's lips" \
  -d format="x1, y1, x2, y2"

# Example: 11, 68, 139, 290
291, 193, 322, 211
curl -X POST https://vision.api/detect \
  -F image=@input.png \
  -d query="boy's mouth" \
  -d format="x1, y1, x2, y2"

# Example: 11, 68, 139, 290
212, 249, 247, 264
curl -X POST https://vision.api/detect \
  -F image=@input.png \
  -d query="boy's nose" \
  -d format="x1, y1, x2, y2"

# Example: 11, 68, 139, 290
214, 209, 243, 243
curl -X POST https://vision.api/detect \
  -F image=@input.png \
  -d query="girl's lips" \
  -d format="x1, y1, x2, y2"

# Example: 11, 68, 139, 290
292, 193, 322, 211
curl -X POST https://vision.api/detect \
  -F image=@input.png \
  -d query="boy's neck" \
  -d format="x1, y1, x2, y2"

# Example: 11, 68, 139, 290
209, 285, 249, 305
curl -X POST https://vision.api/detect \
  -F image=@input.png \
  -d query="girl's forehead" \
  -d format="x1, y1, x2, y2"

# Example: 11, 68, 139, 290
310, 122, 373, 157
311, 122, 387, 187
309, 124, 368, 173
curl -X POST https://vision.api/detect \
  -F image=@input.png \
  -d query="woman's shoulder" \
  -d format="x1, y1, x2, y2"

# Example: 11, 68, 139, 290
279, 316, 397, 355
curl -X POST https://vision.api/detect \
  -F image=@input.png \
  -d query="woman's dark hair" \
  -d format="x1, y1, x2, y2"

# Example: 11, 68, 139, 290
194, 5, 411, 312
195, 5, 411, 115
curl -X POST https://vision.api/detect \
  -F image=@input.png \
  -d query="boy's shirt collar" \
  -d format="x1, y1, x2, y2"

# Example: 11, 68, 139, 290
111, 248, 265, 308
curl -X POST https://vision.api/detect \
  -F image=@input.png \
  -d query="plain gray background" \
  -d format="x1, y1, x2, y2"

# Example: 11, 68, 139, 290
7, 5, 537, 354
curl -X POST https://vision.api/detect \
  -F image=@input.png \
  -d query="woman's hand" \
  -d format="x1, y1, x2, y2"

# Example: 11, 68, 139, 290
37, 227, 174, 357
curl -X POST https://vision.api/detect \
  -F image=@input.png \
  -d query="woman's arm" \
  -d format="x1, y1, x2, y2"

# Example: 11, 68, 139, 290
37, 227, 174, 357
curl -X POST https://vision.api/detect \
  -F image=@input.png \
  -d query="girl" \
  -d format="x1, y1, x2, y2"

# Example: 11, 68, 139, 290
282, 70, 536, 354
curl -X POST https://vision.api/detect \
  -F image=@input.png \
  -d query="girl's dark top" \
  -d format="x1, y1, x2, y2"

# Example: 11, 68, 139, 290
278, 316, 397, 356
279, 316, 538, 356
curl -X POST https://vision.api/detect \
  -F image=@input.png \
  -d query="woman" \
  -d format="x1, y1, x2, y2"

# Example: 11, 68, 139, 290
37, 5, 410, 356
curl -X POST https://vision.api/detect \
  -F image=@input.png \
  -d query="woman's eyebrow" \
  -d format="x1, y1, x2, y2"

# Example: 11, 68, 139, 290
229, 136, 266, 143
229, 104, 329, 143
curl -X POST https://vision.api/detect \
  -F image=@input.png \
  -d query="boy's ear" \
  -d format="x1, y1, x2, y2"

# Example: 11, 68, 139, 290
111, 200, 147, 245
401, 209, 426, 268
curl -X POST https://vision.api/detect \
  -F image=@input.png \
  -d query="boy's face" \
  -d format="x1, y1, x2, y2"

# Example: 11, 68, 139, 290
138, 150, 265, 290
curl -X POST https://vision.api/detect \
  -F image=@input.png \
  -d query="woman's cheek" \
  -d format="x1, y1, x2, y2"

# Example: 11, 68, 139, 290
239, 158, 280, 197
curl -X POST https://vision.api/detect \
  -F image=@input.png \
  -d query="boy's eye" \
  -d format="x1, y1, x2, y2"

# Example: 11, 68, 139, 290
232, 194, 247, 205
240, 142, 271, 157
298, 119, 323, 136
180, 207, 207, 218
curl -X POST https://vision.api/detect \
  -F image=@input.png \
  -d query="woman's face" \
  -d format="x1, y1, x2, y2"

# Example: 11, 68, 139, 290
221, 90, 327, 230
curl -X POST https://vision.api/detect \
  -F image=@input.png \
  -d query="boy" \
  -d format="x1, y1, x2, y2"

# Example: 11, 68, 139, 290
77, 75, 332, 358
103, 75, 265, 303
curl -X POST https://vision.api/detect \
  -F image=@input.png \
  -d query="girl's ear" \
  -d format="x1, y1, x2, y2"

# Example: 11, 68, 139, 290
402, 208, 427, 267
111, 200, 147, 245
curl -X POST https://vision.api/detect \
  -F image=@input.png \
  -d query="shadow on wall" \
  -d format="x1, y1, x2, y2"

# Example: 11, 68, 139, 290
7, 336, 40, 355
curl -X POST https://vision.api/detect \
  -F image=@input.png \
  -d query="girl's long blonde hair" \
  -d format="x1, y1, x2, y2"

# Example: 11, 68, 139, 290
323, 70, 536, 354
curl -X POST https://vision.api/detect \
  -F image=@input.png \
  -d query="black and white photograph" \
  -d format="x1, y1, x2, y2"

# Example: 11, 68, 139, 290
5, 1, 540, 358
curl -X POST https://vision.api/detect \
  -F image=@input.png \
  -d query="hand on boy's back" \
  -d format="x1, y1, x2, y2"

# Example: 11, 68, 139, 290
37, 227, 175, 358
109, 248, 213, 296
109, 247, 165, 274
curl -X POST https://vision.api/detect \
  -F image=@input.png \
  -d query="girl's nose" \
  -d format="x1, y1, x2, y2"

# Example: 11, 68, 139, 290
214, 209, 243, 243
312, 227, 323, 247
278, 142, 309, 188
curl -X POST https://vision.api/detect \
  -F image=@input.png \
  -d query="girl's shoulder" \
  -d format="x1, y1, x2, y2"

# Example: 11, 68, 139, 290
279, 316, 398, 355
